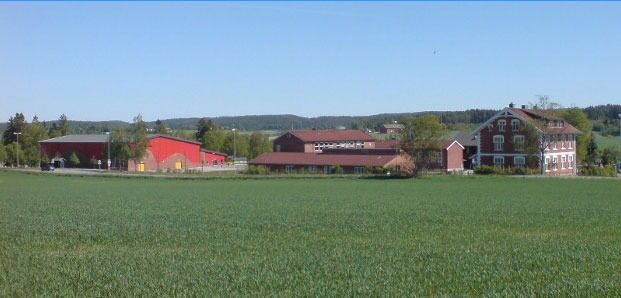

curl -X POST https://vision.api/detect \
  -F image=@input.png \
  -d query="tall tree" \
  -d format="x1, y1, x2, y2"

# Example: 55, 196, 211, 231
110, 127, 131, 163
202, 128, 226, 152
2, 113, 26, 145
248, 132, 271, 159
154, 119, 168, 134
586, 135, 599, 166
0, 143, 6, 165
196, 118, 217, 142
129, 114, 148, 170
530, 95, 562, 111
5, 142, 24, 167
399, 115, 448, 176
21, 119, 49, 167
561, 108, 592, 163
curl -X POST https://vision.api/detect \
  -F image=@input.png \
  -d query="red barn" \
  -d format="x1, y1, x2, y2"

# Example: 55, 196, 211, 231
40, 134, 214, 172
201, 149, 227, 166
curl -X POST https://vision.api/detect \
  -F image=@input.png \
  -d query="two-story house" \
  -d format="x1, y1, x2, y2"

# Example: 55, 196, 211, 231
474, 103, 581, 176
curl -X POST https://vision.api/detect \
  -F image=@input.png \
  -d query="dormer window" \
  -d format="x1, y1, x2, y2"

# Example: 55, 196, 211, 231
498, 120, 506, 132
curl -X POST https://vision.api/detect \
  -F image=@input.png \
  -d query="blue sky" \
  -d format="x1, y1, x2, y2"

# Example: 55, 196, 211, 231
1, 2, 620, 122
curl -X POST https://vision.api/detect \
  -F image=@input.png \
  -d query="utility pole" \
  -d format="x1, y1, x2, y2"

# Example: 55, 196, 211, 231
105, 131, 111, 171
232, 128, 237, 169
13, 132, 22, 168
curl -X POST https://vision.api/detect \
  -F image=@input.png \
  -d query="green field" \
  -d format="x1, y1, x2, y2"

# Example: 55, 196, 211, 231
594, 132, 621, 149
1, 171, 620, 296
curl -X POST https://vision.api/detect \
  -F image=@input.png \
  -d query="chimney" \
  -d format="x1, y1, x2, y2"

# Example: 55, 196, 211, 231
509, 102, 514, 108
521, 104, 526, 109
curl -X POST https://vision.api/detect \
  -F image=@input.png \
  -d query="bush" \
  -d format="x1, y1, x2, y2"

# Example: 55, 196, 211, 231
247, 165, 270, 175
580, 166, 616, 177
474, 166, 534, 175
330, 165, 344, 174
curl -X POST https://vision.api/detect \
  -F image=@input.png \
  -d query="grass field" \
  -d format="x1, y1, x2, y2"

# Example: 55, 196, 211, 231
594, 132, 621, 150
1, 171, 620, 296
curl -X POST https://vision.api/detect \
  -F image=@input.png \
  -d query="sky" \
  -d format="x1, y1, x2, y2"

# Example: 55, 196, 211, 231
0, 2, 620, 122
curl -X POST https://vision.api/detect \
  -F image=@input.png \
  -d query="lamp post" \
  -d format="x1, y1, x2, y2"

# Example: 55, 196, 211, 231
232, 128, 237, 167
394, 120, 399, 154
105, 131, 111, 171
13, 132, 22, 168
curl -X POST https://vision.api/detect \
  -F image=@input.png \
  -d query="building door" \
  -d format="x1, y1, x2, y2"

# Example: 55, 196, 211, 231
175, 161, 182, 170
137, 163, 145, 172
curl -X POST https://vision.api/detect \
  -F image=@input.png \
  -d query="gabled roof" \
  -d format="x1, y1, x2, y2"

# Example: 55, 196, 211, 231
473, 107, 581, 135
451, 132, 477, 147
147, 134, 202, 145
250, 152, 400, 167
441, 139, 465, 150
40, 134, 202, 145
39, 134, 108, 143
200, 148, 228, 156
280, 129, 376, 142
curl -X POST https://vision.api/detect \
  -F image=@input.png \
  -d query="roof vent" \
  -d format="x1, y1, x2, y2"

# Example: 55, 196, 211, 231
521, 105, 526, 109
509, 102, 515, 108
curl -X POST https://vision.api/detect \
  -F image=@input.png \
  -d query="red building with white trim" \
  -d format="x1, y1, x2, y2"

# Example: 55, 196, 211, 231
473, 103, 580, 176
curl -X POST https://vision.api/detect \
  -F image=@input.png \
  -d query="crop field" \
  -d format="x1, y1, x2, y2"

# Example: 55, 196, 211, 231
1, 171, 620, 296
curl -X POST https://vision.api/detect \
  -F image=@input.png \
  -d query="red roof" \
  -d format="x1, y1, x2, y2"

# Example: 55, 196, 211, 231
509, 108, 581, 134
441, 139, 464, 150
374, 140, 399, 149
285, 130, 375, 142
250, 152, 400, 167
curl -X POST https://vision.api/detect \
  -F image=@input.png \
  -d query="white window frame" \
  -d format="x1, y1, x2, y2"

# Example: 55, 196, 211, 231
511, 119, 520, 132
498, 120, 506, 132
308, 165, 317, 173
545, 157, 551, 171
514, 156, 526, 168
493, 135, 504, 151
493, 156, 504, 167
513, 135, 524, 152
561, 156, 567, 169
552, 156, 558, 171
569, 155, 574, 169
285, 165, 294, 173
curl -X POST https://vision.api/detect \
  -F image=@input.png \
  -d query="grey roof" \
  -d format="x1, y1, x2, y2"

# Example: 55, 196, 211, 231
39, 134, 109, 143
451, 132, 477, 147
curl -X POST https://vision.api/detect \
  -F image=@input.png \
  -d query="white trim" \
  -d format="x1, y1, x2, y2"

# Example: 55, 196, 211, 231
476, 132, 481, 167
444, 140, 465, 150
479, 153, 530, 157
471, 107, 539, 135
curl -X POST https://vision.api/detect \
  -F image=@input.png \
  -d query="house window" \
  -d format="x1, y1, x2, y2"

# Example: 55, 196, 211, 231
493, 135, 504, 151
545, 157, 551, 171
513, 135, 524, 152
568, 136, 574, 149
314, 143, 320, 151
514, 156, 526, 168
493, 156, 504, 167
308, 165, 317, 173
354, 167, 364, 175
561, 156, 567, 169
285, 165, 294, 173
511, 119, 520, 132
552, 156, 558, 171
498, 120, 506, 131
552, 135, 558, 150
323, 165, 331, 174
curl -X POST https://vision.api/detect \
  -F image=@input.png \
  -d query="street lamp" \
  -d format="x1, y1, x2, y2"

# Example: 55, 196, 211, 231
232, 128, 237, 166
105, 131, 111, 171
13, 132, 22, 168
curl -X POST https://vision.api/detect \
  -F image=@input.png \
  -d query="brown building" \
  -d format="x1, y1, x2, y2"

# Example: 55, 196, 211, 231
253, 129, 410, 174
378, 123, 405, 134
474, 103, 580, 176
273, 129, 376, 153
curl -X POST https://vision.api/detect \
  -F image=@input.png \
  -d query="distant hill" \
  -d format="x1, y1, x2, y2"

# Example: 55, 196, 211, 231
1, 104, 618, 134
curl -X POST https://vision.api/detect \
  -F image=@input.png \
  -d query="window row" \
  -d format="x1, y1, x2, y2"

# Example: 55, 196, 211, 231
546, 135, 575, 150
492, 135, 524, 151
493, 156, 526, 168
544, 155, 575, 171
314, 141, 364, 151
490, 119, 521, 132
